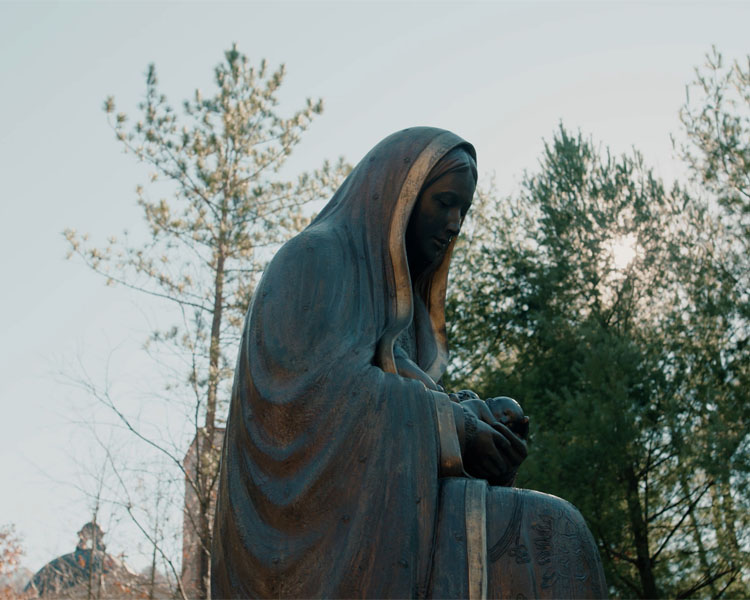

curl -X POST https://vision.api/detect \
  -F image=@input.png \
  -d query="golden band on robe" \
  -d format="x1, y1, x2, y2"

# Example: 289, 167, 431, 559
465, 479, 488, 600
432, 391, 464, 477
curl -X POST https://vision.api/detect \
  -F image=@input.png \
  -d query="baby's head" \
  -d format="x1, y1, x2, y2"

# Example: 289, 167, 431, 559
485, 396, 529, 439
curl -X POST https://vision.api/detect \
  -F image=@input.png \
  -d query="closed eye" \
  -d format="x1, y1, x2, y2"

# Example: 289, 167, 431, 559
437, 193, 471, 217
435, 192, 458, 208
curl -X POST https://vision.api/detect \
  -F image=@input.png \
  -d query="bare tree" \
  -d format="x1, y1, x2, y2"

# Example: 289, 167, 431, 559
65, 45, 349, 598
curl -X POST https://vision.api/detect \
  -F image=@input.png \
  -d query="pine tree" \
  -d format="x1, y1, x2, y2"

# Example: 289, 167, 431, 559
448, 126, 746, 597
65, 45, 350, 598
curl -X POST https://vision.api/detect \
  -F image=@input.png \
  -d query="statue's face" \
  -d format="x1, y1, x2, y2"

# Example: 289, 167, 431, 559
406, 168, 475, 272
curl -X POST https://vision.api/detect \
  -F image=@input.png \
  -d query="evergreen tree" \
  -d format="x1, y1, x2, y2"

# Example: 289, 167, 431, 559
675, 46, 750, 597
448, 126, 746, 597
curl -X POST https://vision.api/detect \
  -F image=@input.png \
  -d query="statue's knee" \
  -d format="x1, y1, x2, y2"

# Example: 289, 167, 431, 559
485, 487, 607, 598
485, 487, 590, 545
516, 489, 584, 518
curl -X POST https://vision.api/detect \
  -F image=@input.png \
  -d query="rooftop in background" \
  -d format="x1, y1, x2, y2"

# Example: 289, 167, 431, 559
25, 522, 172, 599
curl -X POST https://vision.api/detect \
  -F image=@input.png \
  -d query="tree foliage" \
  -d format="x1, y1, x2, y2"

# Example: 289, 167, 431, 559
65, 45, 349, 598
675, 46, 750, 598
0, 524, 25, 599
680, 47, 750, 242
448, 124, 749, 597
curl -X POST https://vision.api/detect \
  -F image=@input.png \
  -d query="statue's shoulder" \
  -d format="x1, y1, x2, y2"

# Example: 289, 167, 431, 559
264, 225, 348, 290
275, 224, 343, 264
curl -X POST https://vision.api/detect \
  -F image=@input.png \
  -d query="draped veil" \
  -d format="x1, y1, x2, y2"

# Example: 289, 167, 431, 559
211, 128, 472, 598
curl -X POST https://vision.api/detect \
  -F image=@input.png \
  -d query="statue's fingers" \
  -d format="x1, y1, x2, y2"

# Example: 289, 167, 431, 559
490, 429, 512, 454
477, 432, 505, 465
478, 454, 505, 481
471, 400, 500, 427
493, 422, 528, 458
505, 447, 525, 468
489, 429, 526, 468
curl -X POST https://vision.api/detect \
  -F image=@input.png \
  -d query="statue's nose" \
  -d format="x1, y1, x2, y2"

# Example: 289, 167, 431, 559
445, 207, 461, 236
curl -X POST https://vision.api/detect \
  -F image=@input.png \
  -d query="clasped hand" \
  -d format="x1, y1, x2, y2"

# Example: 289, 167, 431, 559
450, 390, 528, 486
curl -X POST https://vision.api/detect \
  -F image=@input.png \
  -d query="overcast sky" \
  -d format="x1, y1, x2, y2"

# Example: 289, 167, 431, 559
1, 0, 748, 574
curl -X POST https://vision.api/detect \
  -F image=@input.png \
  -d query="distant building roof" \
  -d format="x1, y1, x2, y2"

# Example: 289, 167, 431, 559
24, 522, 169, 599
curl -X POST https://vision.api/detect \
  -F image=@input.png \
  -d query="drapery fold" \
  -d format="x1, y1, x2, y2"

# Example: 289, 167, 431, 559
212, 128, 473, 598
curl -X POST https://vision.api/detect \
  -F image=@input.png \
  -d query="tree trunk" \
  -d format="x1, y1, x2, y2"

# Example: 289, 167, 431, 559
196, 238, 226, 598
197, 497, 211, 599
624, 465, 659, 599
681, 473, 716, 597
206, 247, 225, 435
711, 479, 741, 567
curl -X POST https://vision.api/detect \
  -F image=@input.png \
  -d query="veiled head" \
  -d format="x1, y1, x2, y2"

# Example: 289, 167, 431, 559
406, 147, 478, 277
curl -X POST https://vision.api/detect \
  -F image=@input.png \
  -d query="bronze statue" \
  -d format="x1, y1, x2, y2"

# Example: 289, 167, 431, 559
212, 128, 607, 598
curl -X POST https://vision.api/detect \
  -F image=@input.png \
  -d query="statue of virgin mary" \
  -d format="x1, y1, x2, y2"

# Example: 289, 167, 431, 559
211, 127, 607, 598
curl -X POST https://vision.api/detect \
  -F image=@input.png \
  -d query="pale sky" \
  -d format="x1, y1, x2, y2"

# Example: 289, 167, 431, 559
1, 0, 748, 575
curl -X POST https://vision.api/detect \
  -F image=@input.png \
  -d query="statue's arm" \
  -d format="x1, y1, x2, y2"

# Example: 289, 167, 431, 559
393, 355, 525, 484
429, 392, 525, 485
394, 347, 442, 391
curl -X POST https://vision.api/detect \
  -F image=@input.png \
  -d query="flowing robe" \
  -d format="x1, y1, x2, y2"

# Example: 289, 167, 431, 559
211, 128, 607, 599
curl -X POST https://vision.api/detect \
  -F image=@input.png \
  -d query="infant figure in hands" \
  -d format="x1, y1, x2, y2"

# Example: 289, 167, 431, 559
486, 396, 529, 439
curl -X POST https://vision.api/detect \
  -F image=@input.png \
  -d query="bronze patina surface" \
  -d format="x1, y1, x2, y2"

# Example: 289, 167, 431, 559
211, 127, 607, 598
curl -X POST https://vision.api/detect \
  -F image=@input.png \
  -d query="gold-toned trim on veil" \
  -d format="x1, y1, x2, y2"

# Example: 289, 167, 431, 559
377, 130, 462, 376
465, 479, 488, 600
